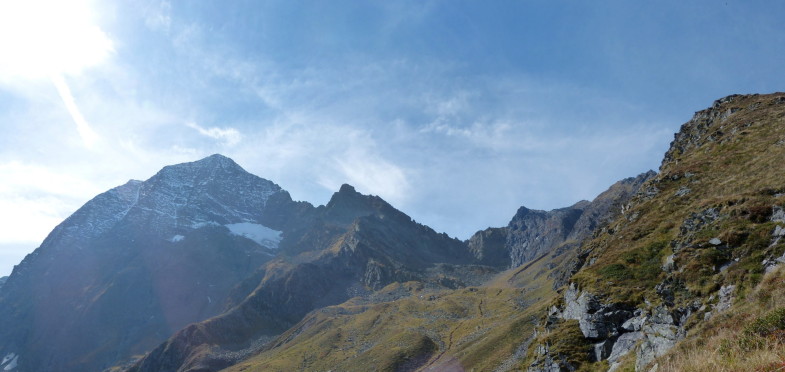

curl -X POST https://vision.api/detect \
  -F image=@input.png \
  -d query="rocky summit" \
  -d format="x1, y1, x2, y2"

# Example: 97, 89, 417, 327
0, 93, 784, 372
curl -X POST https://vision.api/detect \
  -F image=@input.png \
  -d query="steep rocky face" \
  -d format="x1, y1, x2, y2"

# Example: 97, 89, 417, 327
467, 227, 510, 267
506, 203, 587, 267
0, 155, 312, 372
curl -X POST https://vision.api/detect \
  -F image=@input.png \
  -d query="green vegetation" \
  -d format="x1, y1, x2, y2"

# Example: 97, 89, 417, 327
659, 267, 785, 371
222, 237, 581, 372
549, 94, 785, 369
543, 320, 592, 367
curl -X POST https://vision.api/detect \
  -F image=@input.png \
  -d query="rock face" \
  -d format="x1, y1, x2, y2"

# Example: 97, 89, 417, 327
506, 204, 586, 267
467, 227, 510, 267
661, 94, 743, 168
562, 284, 635, 341
534, 284, 688, 372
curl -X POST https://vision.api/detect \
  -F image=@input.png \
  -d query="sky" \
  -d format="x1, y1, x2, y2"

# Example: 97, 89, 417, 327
1, 0, 784, 276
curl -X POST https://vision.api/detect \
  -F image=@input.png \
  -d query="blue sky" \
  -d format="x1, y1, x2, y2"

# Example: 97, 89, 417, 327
0, 0, 784, 275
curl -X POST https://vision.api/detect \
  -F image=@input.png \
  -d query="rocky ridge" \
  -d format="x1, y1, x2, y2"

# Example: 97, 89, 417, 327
526, 92, 785, 371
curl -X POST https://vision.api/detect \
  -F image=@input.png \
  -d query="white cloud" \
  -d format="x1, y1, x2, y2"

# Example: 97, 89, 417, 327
0, 162, 101, 199
0, 162, 102, 245
186, 122, 243, 146
0, 0, 113, 79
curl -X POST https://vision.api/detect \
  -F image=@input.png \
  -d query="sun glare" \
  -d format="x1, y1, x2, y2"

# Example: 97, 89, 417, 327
0, 0, 112, 148
0, 0, 113, 78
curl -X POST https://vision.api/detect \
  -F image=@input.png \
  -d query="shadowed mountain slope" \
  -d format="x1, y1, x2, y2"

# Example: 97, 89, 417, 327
0, 155, 312, 372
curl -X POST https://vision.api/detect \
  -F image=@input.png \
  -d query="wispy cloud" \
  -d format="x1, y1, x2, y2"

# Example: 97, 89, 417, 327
51, 74, 101, 148
186, 122, 242, 146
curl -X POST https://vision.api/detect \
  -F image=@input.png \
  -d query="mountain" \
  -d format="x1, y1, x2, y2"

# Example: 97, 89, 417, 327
0, 155, 313, 372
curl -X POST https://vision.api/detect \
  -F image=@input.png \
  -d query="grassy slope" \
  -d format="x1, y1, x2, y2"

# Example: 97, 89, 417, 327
557, 93, 785, 370
659, 265, 785, 371
223, 247, 576, 372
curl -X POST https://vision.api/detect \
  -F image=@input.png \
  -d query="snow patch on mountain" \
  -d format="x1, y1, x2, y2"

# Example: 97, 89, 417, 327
225, 223, 282, 249
169, 235, 185, 243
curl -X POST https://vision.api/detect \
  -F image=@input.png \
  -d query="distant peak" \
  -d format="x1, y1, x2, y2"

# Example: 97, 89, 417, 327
338, 184, 357, 194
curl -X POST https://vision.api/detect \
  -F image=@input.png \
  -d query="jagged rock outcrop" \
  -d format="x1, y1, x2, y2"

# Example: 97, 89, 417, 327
506, 204, 586, 267
561, 284, 635, 341
661, 94, 744, 168
532, 283, 690, 372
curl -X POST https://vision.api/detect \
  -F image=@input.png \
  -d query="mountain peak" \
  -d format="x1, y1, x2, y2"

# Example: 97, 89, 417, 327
152, 154, 250, 185
338, 183, 357, 194
191, 153, 244, 171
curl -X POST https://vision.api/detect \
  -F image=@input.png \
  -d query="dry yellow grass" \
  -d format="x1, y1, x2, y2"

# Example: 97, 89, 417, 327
657, 266, 785, 371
